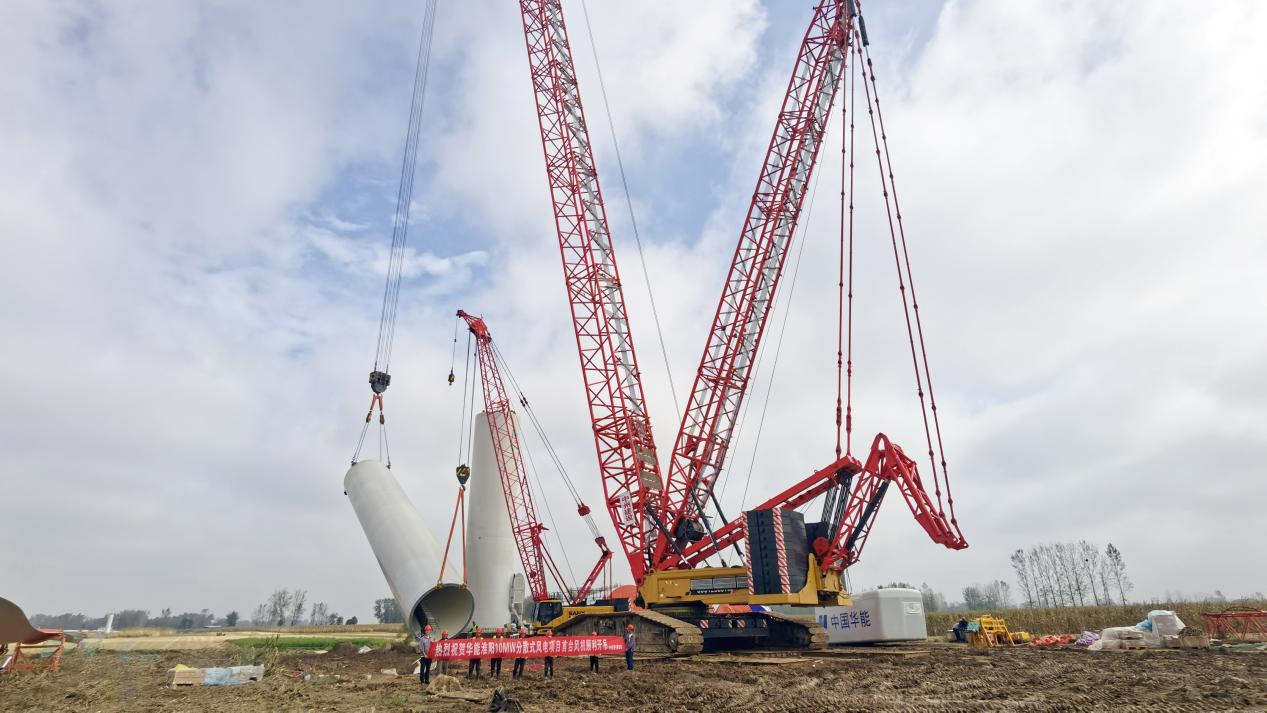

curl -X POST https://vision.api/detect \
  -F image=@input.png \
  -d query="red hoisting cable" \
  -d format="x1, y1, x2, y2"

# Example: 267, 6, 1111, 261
855, 30, 959, 534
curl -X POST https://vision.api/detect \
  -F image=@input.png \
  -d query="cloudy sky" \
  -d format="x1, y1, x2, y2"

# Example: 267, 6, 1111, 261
3, 0, 1264, 622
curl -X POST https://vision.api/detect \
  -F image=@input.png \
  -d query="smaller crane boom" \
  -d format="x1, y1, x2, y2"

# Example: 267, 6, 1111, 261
457, 310, 611, 606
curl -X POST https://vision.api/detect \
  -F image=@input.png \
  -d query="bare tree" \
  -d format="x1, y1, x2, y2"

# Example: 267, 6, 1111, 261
1079, 541, 1103, 606
1105, 543, 1132, 603
252, 603, 270, 626
996, 580, 1012, 608
1061, 542, 1089, 606
918, 583, 946, 613
1098, 558, 1114, 605
266, 589, 293, 626
1011, 549, 1035, 608
288, 590, 308, 627
1027, 547, 1052, 606
309, 602, 329, 626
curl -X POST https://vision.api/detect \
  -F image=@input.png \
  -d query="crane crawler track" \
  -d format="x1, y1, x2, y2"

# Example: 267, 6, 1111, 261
757, 611, 829, 650
553, 609, 705, 656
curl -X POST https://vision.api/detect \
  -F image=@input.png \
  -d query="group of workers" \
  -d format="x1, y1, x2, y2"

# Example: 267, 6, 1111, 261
414, 621, 637, 685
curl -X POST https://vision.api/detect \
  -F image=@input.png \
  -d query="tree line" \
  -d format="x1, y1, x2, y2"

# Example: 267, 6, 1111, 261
879, 541, 1134, 612
249, 588, 357, 626
30, 608, 235, 630
1011, 541, 1131, 608
28, 590, 414, 631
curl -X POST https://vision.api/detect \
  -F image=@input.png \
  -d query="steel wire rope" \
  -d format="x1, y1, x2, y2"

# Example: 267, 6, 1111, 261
353, 1, 438, 465
850, 19, 954, 529
375, 0, 438, 375
853, 11, 958, 532
578, 0, 682, 418
729, 105, 837, 517
519, 431, 580, 598
491, 343, 587, 507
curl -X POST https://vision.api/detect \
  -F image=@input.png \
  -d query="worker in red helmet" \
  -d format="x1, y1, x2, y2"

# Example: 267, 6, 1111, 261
588, 631, 601, 673
416, 624, 434, 685
624, 623, 636, 671
489, 626, 506, 678
512, 626, 528, 679
542, 630, 555, 678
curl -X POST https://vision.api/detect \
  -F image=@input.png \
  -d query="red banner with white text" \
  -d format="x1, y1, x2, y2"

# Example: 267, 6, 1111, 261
427, 636, 624, 660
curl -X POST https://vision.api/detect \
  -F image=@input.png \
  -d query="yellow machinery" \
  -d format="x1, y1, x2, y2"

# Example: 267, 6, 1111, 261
968, 616, 1031, 647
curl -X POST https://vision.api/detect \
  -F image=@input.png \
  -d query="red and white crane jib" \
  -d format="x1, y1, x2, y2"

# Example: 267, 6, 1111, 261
517, 0, 664, 583
457, 309, 611, 605
457, 310, 558, 600
654, 1, 854, 567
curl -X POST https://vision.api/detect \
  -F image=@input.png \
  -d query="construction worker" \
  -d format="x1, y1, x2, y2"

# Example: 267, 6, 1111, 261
624, 623, 636, 671
467, 626, 483, 679
511, 626, 528, 679
489, 626, 505, 678
542, 630, 555, 678
437, 630, 450, 676
588, 631, 600, 673
416, 624, 434, 685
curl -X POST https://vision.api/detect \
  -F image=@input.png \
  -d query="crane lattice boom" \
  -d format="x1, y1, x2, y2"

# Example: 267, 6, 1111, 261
656, 1, 853, 566
517, 0, 664, 582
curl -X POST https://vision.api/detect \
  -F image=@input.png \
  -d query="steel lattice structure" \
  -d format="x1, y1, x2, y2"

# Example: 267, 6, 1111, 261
458, 310, 610, 604
518, 0, 664, 581
518, 0, 966, 588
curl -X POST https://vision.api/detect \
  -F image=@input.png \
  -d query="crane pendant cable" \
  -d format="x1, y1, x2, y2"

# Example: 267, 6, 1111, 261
352, 0, 439, 466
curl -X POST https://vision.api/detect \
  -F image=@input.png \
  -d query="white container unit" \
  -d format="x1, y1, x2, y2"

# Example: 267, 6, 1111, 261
465, 411, 521, 629
344, 459, 475, 638
814, 588, 927, 644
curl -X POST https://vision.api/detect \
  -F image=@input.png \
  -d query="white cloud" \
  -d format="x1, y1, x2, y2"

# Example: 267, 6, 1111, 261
2, 0, 1264, 624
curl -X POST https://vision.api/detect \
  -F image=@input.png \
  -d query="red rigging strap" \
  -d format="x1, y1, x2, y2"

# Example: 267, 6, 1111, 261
656, 1, 855, 567
517, 0, 664, 582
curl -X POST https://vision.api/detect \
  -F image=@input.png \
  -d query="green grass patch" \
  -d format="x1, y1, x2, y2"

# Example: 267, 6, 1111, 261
228, 636, 393, 651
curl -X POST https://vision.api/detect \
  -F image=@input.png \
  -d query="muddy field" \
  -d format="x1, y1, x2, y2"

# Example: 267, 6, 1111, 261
3, 644, 1265, 712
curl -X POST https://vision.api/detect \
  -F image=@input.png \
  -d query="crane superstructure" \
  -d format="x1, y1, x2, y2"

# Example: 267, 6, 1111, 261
516, 0, 967, 651
456, 309, 615, 628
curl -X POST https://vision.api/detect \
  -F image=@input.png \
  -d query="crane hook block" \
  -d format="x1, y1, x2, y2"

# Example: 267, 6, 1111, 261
447, 370, 456, 385
455, 464, 471, 486
369, 370, 391, 394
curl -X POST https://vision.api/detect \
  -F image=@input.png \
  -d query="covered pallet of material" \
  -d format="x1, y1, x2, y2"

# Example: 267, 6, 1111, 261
169, 664, 264, 687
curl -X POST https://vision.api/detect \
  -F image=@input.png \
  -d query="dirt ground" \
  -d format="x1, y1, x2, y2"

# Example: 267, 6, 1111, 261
3, 644, 1265, 712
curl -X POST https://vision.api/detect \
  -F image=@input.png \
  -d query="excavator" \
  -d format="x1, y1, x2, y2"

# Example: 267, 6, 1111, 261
512, 0, 969, 653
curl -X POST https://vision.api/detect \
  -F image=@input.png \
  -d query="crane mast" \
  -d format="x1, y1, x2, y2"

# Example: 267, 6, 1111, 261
457, 310, 611, 605
517, 0, 664, 583
655, 2, 852, 565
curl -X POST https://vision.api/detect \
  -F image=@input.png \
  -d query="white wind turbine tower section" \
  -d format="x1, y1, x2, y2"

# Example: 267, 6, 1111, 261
466, 411, 523, 629
343, 460, 475, 637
